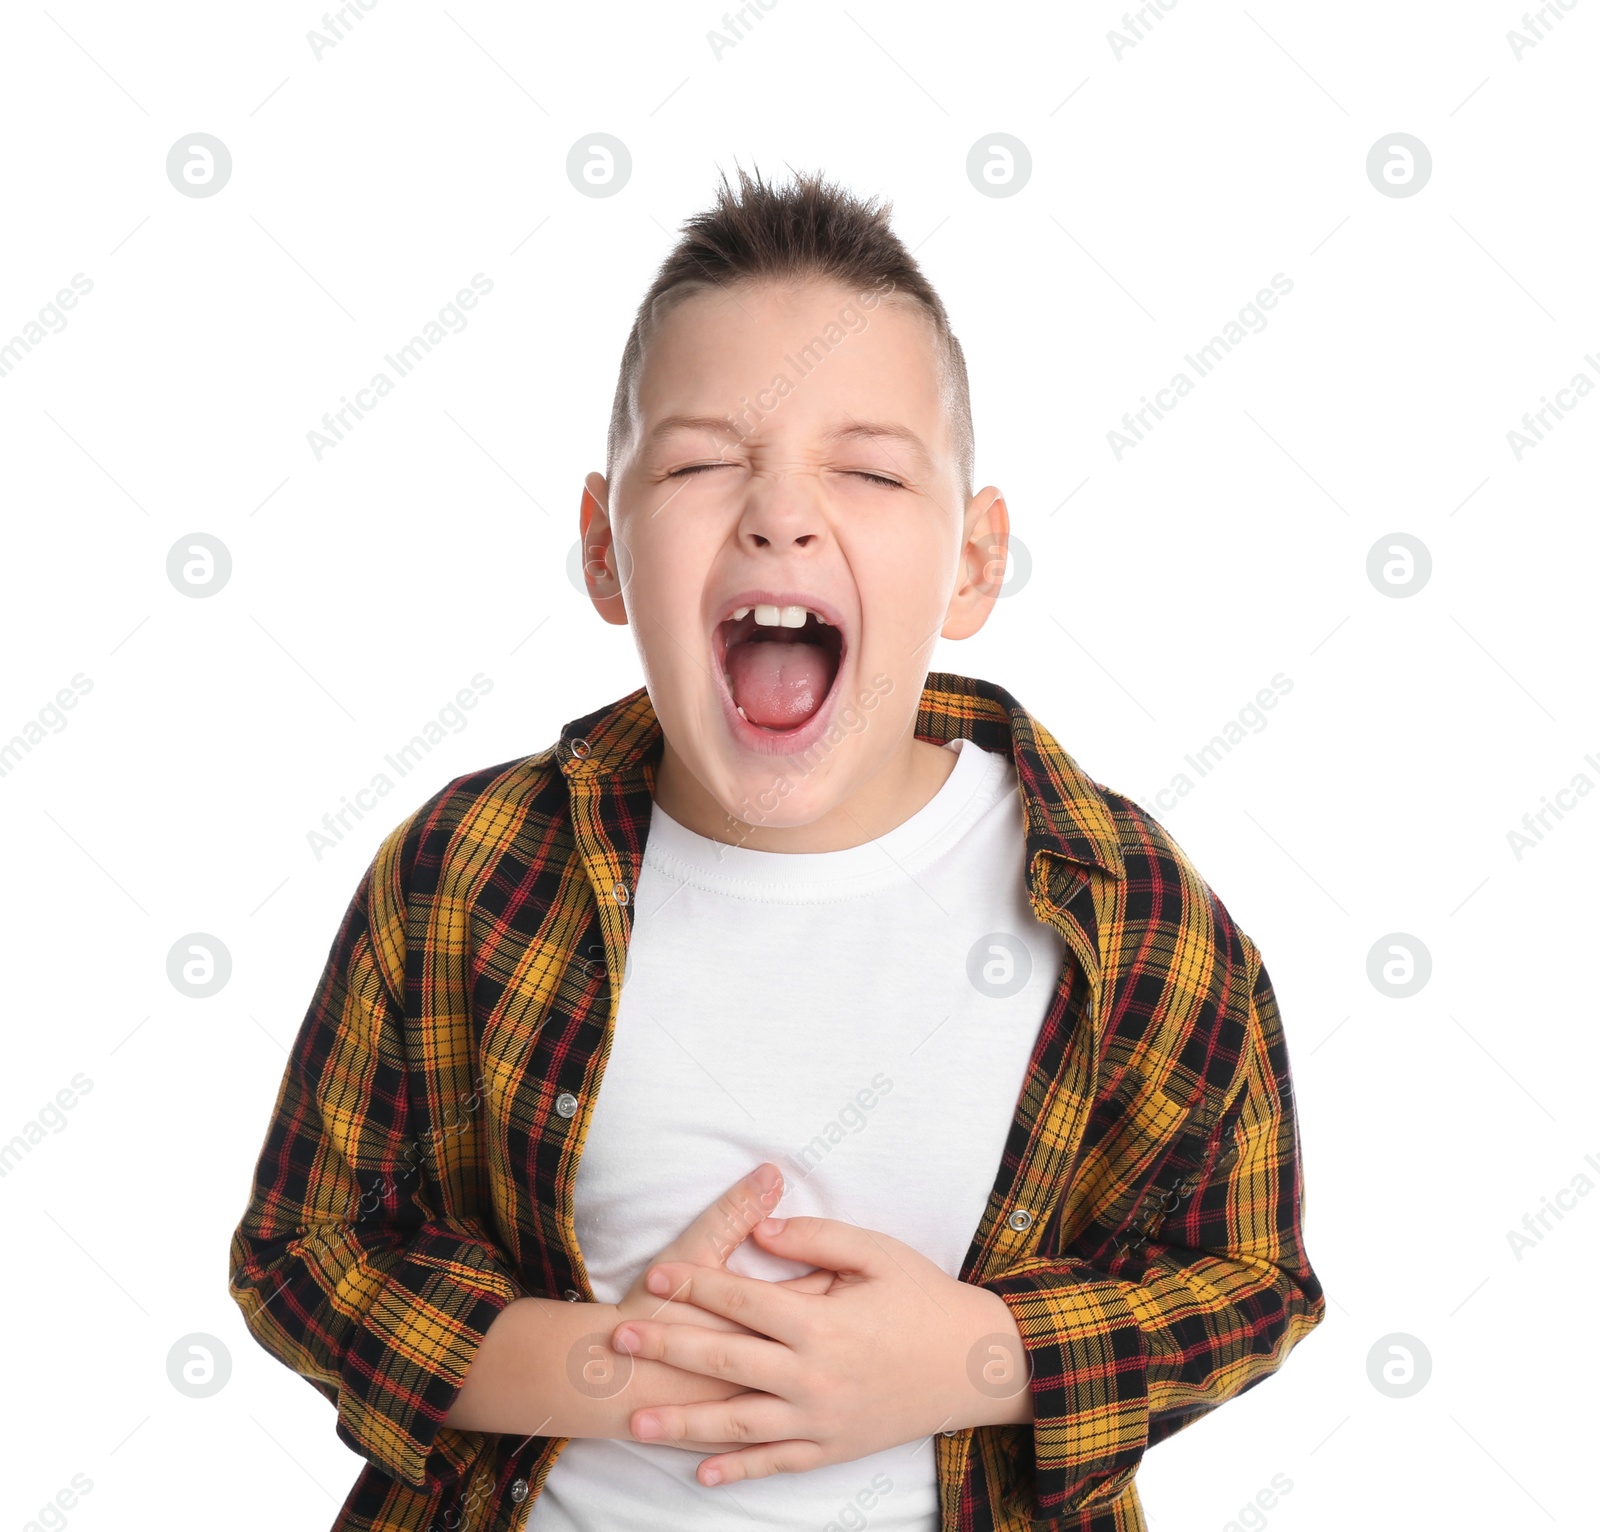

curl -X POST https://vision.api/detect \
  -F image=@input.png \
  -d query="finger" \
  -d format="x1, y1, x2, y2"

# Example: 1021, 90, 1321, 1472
658, 1164, 785, 1271
749, 1214, 880, 1274
612, 1319, 794, 1395
697, 1439, 828, 1486
774, 1267, 837, 1296
629, 1393, 800, 1454
647, 1295, 763, 1336
645, 1262, 808, 1344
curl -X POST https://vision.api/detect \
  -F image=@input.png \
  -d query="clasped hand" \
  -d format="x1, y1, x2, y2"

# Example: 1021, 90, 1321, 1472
609, 1163, 1031, 1487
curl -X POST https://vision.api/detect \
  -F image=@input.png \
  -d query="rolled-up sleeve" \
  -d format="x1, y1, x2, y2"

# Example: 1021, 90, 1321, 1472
226, 829, 527, 1490
978, 941, 1325, 1520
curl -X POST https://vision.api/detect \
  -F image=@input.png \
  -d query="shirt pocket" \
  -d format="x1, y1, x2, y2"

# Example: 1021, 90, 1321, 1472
1053, 1063, 1205, 1257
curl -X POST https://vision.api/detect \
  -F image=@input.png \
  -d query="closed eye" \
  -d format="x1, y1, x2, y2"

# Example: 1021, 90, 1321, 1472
845, 471, 903, 488
664, 464, 903, 487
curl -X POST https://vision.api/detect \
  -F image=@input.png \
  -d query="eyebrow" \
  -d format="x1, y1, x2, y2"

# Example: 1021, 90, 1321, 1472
824, 421, 934, 470
646, 414, 745, 443
644, 415, 935, 472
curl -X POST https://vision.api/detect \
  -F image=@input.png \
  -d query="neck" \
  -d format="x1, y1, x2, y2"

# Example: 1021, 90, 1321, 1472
651, 731, 959, 852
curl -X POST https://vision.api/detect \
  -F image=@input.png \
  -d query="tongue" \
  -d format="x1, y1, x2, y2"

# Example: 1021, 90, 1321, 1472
727, 639, 832, 729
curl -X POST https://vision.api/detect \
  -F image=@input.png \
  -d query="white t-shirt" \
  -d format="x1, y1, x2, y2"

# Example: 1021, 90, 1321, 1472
528, 738, 1066, 1531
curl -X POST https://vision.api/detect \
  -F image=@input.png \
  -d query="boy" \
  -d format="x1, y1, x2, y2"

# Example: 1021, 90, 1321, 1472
228, 167, 1323, 1532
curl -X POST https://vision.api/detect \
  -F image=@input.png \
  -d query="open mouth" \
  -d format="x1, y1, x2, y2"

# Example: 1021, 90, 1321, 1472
712, 601, 846, 737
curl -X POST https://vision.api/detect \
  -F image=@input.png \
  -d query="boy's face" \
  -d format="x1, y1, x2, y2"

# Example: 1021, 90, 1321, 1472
581, 278, 1005, 837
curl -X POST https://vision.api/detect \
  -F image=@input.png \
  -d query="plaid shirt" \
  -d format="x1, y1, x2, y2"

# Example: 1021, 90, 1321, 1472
227, 670, 1324, 1532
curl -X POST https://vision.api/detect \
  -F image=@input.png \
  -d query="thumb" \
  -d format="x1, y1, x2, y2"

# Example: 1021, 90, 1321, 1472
751, 1214, 877, 1275
660, 1163, 785, 1269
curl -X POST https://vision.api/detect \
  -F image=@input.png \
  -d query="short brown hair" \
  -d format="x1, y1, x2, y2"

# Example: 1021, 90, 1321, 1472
606, 165, 975, 501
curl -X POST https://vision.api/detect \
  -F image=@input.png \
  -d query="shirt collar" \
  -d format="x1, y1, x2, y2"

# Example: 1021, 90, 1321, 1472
557, 669, 1125, 882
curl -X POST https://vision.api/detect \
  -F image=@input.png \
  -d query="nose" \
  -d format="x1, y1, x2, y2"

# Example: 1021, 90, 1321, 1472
736, 467, 827, 552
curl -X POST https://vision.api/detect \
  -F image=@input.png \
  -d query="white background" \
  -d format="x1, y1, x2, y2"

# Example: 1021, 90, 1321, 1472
2, 2, 1595, 1528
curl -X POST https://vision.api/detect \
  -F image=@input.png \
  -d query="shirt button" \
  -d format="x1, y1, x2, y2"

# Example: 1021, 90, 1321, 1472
569, 738, 590, 760
1007, 1207, 1034, 1232
611, 880, 629, 905
555, 1092, 579, 1118
510, 1478, 529, 1503
563, 1289, 581, 1302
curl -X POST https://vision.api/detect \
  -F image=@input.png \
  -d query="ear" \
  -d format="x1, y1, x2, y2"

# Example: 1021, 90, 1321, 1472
580, 471, 629, 626
941, 486, 1010, 640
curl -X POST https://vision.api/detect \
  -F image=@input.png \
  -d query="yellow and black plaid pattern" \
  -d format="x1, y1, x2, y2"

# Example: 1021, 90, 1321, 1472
227, 671, 1323, 1531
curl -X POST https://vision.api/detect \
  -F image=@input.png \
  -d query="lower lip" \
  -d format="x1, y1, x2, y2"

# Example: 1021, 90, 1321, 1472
711, 628, 849, 758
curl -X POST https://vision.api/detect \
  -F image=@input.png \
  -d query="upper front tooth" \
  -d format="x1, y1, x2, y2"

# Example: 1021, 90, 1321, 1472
732, 606, 751, 620
753, 604, 782, 626
779, 605, 806, 628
